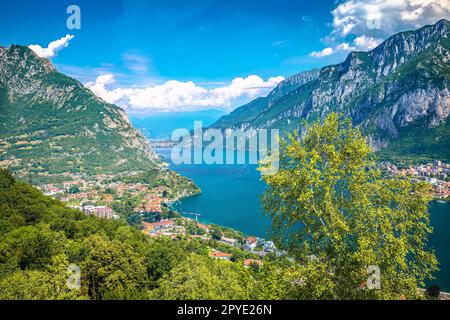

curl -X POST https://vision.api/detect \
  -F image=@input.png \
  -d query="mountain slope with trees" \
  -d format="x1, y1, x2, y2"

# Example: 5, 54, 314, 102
211, 20, 450, 162
0, 45, 158, 177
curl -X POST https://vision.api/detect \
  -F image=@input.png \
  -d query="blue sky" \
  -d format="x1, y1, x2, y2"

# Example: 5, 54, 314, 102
0, 0, 337, 80
1, 0, 449, 114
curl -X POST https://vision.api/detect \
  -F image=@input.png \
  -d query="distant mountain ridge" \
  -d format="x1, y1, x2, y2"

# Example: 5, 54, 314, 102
210, 19, 450, 162
132, 109, 228, 140
212, 69, 320, 129
0, 45, 159, 178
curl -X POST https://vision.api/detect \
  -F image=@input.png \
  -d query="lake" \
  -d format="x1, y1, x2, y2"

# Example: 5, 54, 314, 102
156, 148, 450, 292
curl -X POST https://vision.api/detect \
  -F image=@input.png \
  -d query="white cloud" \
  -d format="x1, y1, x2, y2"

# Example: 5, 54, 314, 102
28, 34, 75, 59
310, 47, 335, 58
332, 0, 450, 37
85, 74, 285, 114
310, 0, 449, 58
310, 36, 382, 58
336, 42, 353, 51
353, 35, 382, 51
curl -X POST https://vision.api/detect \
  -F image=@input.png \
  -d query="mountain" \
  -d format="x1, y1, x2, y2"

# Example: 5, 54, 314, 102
212, 69, 320, 129
210, 20, 450, 162
0, 45, 160, 178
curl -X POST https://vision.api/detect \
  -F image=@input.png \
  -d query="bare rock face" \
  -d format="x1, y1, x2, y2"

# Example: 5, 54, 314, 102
269, 69, 321, 99
0, 45, 158, 177
392, 88, 450, 127
210, 20, 450, 160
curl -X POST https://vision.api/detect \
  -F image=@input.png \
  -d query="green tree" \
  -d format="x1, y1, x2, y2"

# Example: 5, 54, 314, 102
154, 255, 254, 300
68, 185, 80, 194
80, 234, 147, 300
0, 225, 67, 274
144, 238, 189, 287
260, 113, 438, 299
210, 226, 222, 240
0, 255, 87, 300
254, 259, 334, 300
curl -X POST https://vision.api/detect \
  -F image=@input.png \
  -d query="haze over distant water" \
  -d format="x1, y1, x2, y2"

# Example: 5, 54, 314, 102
130, 109, 227, 140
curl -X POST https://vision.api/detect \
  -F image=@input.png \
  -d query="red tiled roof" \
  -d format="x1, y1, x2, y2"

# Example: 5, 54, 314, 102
246, 236, 257, 244
197, 223, 210, 230
210, 251, 232, 258
244, 259, 263, 267
151, 220, 173, 228
142, 221, 154, 229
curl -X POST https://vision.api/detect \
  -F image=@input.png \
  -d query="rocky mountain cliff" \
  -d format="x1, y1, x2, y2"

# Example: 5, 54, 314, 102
211, 20, 450, 162
0, 45, 159, 178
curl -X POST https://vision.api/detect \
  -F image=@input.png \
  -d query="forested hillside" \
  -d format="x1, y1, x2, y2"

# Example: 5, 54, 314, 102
0, 45, 158, 178
0, 111, 440, 300
0, 169, 297, 300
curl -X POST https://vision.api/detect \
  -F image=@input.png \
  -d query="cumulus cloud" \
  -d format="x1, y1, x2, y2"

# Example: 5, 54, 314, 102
310, 0, 450, 58
311, 36, 382, 58
85, 74, 284, 114
353, 35, 382, 51
29, 34, 75, 59
310, 47, 335, 58
332, 0, 450, 38
336, 42, 354, 51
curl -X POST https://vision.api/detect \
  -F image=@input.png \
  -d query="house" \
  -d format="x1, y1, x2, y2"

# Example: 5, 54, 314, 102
141, 220, 175, 235
142, 221, 155, 233
220, 236, 238, 246
191, 234, 210, 241
209, 250, 232, 261
244, 236, 258, 251
244, 259, 263, 268
197, 223, 210, 233
134, 196, 163, 214
103, 194, 113, 203
148, 219, 174, 231
87, 190, 99, 198
144, 203, 162, 213
43, 184, 63, 196
82, 205, 114, 219
63, 180, 80, 190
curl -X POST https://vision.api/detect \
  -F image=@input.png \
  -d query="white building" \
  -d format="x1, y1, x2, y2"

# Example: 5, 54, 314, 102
82, 205, 114, 219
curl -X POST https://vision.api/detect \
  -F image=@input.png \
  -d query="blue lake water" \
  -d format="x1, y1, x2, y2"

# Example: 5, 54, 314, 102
156, 148, 450, 292
429, 201, 450, 291
157, 148, 272, 236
